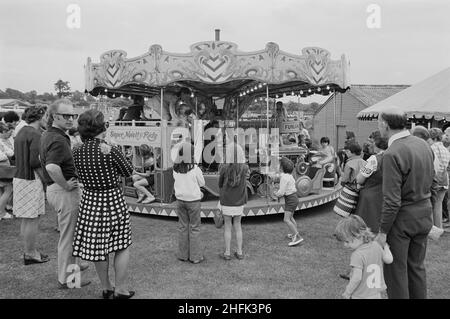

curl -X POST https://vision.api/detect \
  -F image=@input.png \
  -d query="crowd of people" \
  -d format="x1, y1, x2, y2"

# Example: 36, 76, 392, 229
1, 98, 449, 299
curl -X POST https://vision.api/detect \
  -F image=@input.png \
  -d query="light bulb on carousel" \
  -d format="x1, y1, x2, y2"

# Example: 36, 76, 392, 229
326, 85, 330, 90
317, 87, 321, 92
258, 84, 263, 89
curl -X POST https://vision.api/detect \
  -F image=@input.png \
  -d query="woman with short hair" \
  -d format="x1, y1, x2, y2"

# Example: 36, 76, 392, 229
73, 110, 135, 299
13, 106, 49, 263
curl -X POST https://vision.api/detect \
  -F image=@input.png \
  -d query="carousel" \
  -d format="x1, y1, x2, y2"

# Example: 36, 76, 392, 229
84, 31, 350, 218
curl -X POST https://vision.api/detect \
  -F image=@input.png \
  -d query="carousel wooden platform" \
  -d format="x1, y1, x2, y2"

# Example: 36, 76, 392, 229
127, 185, 341, 218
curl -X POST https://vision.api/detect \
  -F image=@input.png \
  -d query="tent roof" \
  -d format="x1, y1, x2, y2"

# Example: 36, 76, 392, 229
357, 67, 450, 120
315, 84, 409, 115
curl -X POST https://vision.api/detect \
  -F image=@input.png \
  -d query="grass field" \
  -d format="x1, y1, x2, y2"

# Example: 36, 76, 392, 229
0, 202, 449, 299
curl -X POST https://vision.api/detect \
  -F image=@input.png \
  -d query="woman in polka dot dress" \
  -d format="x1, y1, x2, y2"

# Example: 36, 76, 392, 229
73, 110, 135, 299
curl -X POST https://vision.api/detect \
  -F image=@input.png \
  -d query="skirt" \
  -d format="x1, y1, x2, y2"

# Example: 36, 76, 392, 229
284, 193, 299, 213
72, 187, 132, 261
13, 174, 45, 219
221, 205, 244, 217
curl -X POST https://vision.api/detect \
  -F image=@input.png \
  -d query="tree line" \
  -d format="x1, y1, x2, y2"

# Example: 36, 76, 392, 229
0, 79, 96, 107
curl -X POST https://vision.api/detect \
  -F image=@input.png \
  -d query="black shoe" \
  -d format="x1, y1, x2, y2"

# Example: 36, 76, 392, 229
23, 253, 49, 265
102, 289, 115, 299
339, 273, 350, 280
113, 291, 135, 299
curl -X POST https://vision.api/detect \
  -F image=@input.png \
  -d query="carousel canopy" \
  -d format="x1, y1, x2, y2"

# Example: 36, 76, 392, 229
85, 41, 350, 99
357, 67, 450, 121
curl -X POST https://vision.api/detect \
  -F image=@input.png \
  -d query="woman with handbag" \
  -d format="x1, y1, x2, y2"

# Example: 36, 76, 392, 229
13, 106, 49, 264
0, 122, 15, 220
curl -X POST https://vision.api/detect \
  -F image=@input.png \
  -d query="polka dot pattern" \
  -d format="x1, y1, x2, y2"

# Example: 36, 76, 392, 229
72, 138, 133, 261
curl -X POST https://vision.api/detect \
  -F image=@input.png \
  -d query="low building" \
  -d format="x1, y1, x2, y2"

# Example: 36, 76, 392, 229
312, 85, 409, 149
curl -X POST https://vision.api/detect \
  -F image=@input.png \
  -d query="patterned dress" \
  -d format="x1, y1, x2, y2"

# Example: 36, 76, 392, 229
72, 138, 133, 261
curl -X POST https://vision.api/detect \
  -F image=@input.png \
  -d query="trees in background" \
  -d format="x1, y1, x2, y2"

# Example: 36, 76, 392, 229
54, 79, 71, 98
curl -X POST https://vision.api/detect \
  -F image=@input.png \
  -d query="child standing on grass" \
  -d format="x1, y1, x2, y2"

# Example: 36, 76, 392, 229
173, 142, 205, 264
274, 157, 304, 247
218, 163, 249, 260
335, 215, 393, 299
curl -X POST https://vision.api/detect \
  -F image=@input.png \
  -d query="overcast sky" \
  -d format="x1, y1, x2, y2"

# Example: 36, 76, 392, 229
1, 0, 449, 94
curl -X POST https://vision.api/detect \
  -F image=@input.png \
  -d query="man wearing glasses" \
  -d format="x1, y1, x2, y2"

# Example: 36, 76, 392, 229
40, 99, 91, 289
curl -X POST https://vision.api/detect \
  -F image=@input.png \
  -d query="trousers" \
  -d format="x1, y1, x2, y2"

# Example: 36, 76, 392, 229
384, 214, 432, 299
47, 183, 81, 284
176, 200, 202, 262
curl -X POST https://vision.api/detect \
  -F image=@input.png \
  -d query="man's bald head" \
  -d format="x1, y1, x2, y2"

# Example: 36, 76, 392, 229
379, 106, 407, 130
411, 125, 430, 141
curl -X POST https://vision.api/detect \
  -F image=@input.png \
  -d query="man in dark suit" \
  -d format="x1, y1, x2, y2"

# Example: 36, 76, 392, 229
375, 107, 434, 299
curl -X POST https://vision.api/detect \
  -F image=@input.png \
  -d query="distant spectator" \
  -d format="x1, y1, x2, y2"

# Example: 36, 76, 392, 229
2, 111, 20, 127
428, 128, 450, 232
123, 96, 146, 121
0, 122, 15, 220
299, 121, 310, 140
116, 107, 128, 121
362, 131, 381, 161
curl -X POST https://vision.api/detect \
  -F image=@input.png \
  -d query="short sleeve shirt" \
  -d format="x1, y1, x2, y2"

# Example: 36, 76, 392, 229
40, 126, 77, 185
350, 241, 387, 299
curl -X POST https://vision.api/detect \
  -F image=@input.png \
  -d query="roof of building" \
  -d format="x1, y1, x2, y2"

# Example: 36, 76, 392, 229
315, 84, 410, 115
0, 99, 32, 107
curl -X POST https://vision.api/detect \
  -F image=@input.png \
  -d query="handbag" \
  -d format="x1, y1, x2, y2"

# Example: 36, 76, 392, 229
333, 184, 359, 217
213, 201, 224, 228
0, 160, 16, 180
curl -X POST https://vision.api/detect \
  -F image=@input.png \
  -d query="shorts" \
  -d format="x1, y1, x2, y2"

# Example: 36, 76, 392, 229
284, 193, 299, 213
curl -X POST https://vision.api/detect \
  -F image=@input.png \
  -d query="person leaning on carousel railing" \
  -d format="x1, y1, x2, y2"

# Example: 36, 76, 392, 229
13, 106, 49, 264
73, 109, 135, 299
